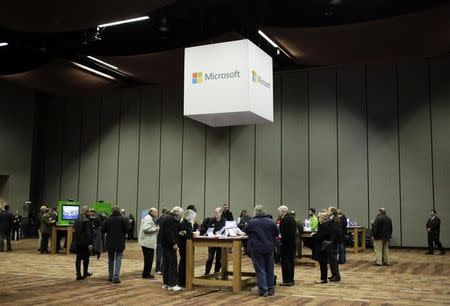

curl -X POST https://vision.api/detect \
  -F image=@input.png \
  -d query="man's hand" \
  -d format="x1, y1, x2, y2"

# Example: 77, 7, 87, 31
173, 244, 178, 251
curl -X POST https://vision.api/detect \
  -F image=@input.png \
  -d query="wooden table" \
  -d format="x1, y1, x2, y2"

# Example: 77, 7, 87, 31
186, 237, 256, 293
347, 226, 366, 254
297, 231, 318, 267
51, 226, 74, 255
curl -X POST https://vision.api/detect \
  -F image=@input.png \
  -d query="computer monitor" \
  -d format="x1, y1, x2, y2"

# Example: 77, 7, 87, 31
61, 205, 80, 221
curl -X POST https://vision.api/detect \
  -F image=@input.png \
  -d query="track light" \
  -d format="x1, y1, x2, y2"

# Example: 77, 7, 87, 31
0, 42, 8, 47
257, 30, 292, 59
87, 56, 118, 70
98, 16, 150, 28
72, 62, 116, 80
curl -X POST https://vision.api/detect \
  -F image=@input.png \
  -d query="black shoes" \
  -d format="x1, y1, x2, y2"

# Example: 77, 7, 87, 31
279, 282, 294, 286
268, 289, 275, 296
315, 280, 327, 284
113, 279, 121, 284
76, 275, 83, 281
425, 252, 433, 255
83, 272, 93, 279
259, 292, 268, 297
329, 277, 341, 282
142, 275, 155, 279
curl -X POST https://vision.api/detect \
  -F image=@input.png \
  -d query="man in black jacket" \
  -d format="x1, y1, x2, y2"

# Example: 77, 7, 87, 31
103, 206, 130, 284
278, 205, 297, 286
222, 203, 234, 221
426, 209, 445, 255
73, 206, 94, 280
203, 207, 226, 275
371, 208, 393, 266
0, 204, 14, 252
158, 206, 184, 291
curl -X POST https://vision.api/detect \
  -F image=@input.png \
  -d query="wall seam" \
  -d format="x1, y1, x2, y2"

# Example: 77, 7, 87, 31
307, 71, 311, 209
96, 98, 102, 201
180, 116, 185, 206
77, 100, 83, 201
136, 90, 143, 223
58, 101, 66, 200
427, 58, 436, 210
157, 89, 163, 210
203, 126, 207, 216
395, 64, 403, 246
336, 67, 340, 209
115, 95, 122, 206
365, 65, 370, 227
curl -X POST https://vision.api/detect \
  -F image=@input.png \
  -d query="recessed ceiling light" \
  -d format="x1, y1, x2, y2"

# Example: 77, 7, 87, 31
98, 16, 149, 28
87, 56, 118, 70
0, 42, 8, 47
72, 62, 116, 80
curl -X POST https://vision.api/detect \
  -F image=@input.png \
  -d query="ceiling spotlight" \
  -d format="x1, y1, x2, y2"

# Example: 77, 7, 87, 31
159, 17, 169, 32
72, 62, 116, 80
87, 56, 118, 70
258, 30, 292, 59
98, 16, 150, 28
0, 42, 8, 47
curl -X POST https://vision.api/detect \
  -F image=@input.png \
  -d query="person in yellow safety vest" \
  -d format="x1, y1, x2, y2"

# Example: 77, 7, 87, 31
309, 208, 319, 232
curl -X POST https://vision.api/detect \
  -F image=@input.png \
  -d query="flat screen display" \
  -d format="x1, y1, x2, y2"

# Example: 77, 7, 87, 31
62, 205, 80, 220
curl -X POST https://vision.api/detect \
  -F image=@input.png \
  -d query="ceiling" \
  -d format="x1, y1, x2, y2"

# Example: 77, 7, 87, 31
0, 0, 449, 95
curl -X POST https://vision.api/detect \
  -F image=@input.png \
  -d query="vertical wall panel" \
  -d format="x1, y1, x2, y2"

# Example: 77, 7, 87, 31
309, 68, 338, 210
398, 61, 433, 247
182, 118, 206, 221
159, 89, 183, 208
255, 74, 281, 215
367, 64, 401, 246
60, 98, 81, 201
430, 56, 450, 247
281, 71, 309, 217
97, 94, 120, 203
205, 127, 229, 217
337, 66, 368, 227
230, 125, 254, 219
138, 87, 162, 219
42, 98, 64, 206
78, 96, 100, 205
117, 90, 140, 220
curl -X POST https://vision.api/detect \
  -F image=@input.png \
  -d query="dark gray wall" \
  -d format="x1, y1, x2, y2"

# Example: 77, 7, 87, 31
0, 82, 35, 213
38, 57, 450, 247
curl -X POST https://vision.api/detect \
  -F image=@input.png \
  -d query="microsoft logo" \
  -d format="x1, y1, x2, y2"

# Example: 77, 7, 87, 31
192, 72, 203, 84
191, 70, 240, 85
252, 69, 270, 89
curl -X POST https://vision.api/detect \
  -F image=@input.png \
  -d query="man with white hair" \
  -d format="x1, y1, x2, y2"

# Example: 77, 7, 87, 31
244, 205, 279, 297
278, 205, 297, 286
138, 208, 158, 279
158, 206, 184, 291
203, 207, 226, 275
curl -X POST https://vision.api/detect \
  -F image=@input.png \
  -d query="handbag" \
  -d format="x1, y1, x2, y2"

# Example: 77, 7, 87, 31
321, 240, 334, 252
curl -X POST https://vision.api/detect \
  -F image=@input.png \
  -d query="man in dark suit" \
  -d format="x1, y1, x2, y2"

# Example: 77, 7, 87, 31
426, 209, 445, 255
222, 203, 234, 221
73, 206, 94, 280
0, 204, 14, 252
278, 205, 297, 286
103, 206, 130, 284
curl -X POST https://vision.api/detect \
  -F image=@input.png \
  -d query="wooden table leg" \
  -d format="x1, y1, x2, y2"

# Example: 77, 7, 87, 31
221, 247, 229, 280
66, 226, 73, 255
51, 226, 57, 254
362, 228, 366, 252
186, 239, 194, 290
353, 228, 358, 254
232, 240, 242, 293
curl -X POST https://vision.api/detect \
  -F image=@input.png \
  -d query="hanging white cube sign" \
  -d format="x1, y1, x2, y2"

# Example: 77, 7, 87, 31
184, 39, 273, 127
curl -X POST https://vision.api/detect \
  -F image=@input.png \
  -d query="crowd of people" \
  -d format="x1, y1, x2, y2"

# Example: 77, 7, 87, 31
0, 201, 446, 297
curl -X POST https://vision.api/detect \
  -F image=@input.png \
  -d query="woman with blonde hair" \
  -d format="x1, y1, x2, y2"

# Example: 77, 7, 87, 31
313, 209, 341, 283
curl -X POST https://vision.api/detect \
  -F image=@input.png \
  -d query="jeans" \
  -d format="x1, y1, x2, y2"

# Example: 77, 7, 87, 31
108, 250, 124, 281
141, 246, 155, 277
205, 247, 221, 274
0, 231, 12, 252
162, 247, 178, 287
76, 248, 90, 277
155, 243, 163, 272
280, 246, 295, 283
252, 252, 275, 294
337, 242, 346, 263
374, 239, 390, 265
